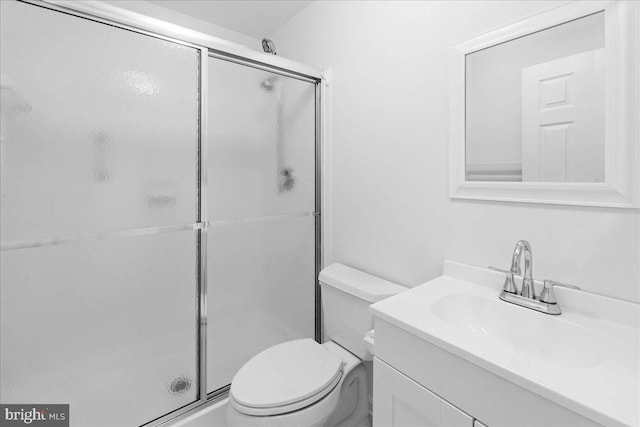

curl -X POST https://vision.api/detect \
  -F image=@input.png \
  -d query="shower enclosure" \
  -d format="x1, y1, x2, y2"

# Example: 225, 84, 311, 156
0, 1, 322, 425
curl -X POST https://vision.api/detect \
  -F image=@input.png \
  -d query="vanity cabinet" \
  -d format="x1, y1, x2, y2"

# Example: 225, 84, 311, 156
373, 358, 473, 427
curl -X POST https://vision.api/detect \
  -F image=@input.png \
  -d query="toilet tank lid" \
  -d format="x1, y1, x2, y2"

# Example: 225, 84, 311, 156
319, 263, 406, 303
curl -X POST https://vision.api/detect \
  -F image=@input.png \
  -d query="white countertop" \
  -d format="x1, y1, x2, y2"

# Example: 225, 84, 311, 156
370, 261, 640, 427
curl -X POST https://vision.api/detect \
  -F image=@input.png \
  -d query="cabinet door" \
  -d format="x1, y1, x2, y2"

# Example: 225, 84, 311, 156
374, 358, 473, 427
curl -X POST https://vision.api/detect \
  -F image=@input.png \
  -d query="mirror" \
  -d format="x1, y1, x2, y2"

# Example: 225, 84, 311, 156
449, 1, 639, 207
466, 12, 604, 183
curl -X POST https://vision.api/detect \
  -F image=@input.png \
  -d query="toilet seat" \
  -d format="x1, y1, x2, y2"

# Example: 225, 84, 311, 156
230, 339, 344, 416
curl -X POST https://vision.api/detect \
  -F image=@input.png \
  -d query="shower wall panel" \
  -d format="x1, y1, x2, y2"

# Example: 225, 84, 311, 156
206, 57, 316, 392
0, 2, 200, 425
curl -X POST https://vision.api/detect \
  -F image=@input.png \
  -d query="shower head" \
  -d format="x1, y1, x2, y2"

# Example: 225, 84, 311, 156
262, 38, 277, 55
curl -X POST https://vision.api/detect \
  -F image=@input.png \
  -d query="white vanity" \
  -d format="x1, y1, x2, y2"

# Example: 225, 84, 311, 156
370, 261, 639, 427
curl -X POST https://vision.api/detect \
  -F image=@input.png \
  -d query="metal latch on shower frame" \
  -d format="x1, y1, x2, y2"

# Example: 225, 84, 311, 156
313, 212, 321, 217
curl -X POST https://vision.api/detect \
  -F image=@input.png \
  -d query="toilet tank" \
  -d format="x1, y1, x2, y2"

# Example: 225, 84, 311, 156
319, 263, 406, 359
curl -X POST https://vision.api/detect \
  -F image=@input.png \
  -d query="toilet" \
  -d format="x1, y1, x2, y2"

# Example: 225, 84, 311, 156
226, 263, 406, 427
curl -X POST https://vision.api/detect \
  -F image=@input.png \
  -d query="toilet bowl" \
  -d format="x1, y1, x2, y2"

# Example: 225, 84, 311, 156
227, 340, 367, 427
226, 263, 406, 427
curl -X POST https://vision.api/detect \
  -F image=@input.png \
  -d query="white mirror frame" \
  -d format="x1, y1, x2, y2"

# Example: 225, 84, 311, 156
449, 1, 639, 208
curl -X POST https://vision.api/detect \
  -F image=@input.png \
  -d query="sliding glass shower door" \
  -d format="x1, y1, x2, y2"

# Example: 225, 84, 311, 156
206, 57, 317, 392
1, 2, 200, 425
1, 1, 321, 424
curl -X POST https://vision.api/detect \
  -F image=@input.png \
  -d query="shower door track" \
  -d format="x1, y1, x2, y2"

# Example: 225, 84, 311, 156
13, 1, 324, 426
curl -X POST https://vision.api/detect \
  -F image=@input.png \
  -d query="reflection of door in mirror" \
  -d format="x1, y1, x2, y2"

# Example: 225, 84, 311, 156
464, 11, 605, 183
522, 49, 604, 182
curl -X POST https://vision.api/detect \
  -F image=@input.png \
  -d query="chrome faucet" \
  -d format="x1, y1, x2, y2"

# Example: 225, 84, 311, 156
510, 240, 534, 298
492, 240, 580, 315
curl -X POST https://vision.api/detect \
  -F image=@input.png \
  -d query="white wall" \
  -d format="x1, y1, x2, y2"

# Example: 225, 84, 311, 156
270, 1, 640, 303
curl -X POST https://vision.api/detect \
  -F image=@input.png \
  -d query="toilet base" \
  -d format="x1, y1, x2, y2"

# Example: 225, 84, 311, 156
324, 363, 369, 427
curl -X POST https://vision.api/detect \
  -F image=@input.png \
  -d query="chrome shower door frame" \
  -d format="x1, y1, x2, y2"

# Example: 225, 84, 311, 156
12, 1, 324, 426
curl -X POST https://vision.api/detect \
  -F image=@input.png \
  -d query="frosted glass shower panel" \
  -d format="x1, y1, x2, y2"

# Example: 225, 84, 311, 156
207, 216, 316, 391
206, 56, 317, 392
0, 232, 198, 427
207, 57, 316, 220
0, 1, 199, 242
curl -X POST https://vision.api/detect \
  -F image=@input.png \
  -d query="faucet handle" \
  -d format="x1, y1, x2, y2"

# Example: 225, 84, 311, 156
539, 280, 580, 304
488, 266, 518, 294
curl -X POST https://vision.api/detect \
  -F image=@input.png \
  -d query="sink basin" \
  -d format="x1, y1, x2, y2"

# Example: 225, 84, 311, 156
431, 293, 604, 368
